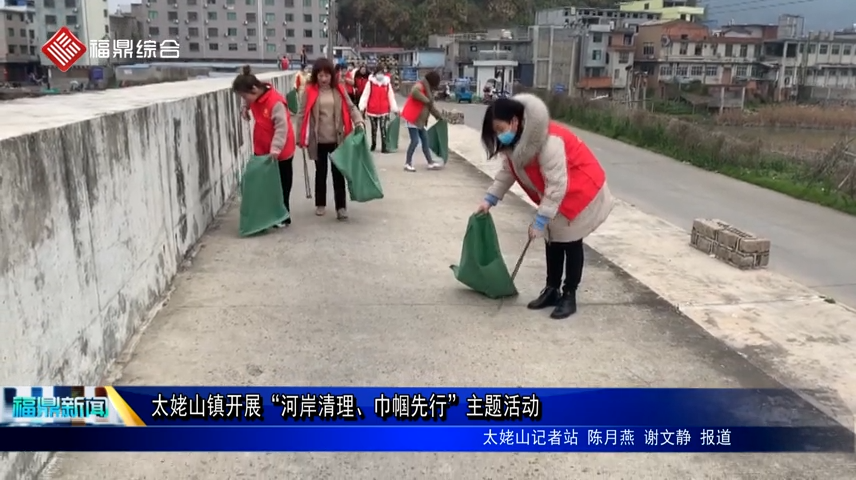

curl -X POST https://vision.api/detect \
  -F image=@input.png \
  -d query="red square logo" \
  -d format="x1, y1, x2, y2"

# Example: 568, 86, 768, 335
41, 27, 87, 72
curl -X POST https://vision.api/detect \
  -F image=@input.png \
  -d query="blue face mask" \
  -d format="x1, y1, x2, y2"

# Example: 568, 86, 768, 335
497, 131, 515, 145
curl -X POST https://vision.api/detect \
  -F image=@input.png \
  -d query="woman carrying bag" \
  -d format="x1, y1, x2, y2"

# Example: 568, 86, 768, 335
475, 95, 614, 320
399, 71, 444, 172
359, 67, 399, 153
297, 58, 365, 221
233, 65, 295, 228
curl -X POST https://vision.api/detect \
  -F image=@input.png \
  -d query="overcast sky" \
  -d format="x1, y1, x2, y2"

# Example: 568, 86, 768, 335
701, 0, 850, 31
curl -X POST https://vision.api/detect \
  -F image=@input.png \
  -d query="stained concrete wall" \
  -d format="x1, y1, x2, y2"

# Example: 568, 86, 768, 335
0, 72, 294, 479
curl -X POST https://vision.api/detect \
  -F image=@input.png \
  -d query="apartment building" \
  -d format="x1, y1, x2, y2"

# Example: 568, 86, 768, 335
1, 3, 38, 79
619, 0, 704, 22
437, 28, 531, 79
138, 0, 329, 62
635, 19, 766, 87
536, 6, 660, 29
766, 29, 856, 93
577, 25, 636, 93
34, 0, 110, 67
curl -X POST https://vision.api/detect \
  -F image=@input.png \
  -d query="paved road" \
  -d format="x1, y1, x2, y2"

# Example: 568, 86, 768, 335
47, 146, 854, 478
443, 100, 856, 309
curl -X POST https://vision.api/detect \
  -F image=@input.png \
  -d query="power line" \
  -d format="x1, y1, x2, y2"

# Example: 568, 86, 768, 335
703, 0, 812, 10
707, 0, 818, 15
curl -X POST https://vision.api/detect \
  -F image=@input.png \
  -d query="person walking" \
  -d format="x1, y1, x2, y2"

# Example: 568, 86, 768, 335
399, 71, 444, 172
297, 58, 365, 221
294, 64, 310, 94
352, 65, 370, 106
358, 67, 399, 153
342, 64, 356, 103
475, 95, 614, 319
233, 65, 296, 228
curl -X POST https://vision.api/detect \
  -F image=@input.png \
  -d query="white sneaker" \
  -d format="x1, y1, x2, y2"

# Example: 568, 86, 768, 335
427, 162, 444, 170
403, 164, 416, 172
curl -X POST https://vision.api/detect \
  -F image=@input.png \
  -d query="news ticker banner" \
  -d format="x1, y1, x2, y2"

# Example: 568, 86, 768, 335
1, 387, 852, 453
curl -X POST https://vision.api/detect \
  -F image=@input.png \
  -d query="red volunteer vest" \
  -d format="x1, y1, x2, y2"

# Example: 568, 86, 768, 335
354, 75, 368, 96
298, 84, 354, 147
366, 81, 392, 116
250, 85, 296, 161
508, 122, 605, 220
344, 70, 355, 94
400, 82, 427, 124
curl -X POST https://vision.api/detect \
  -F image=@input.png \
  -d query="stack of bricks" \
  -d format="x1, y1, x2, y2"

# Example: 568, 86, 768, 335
690, 218, 771, 269
441, 109, 465, 124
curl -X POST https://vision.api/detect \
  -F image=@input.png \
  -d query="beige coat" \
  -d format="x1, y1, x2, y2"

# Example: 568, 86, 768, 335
485, 93, 614, 243
296, 86, 363, 161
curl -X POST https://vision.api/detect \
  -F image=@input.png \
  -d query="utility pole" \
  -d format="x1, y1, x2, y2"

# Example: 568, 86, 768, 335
356, 23, 362, 56
325, 0, 336, 60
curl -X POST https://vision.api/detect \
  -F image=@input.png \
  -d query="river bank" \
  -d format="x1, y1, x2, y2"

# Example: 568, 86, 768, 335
532, 90, 856, 215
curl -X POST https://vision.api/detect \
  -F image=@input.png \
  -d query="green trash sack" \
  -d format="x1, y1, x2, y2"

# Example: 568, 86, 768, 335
427, 119, 449, 164
330, 129, 384, 202
385, 114, 400, 152
285, 89, 298, 115
450, 213, 518, 299
239, 155, 290, 237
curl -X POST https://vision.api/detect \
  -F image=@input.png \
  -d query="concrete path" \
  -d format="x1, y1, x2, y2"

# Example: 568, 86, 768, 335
47, 142, 854, 478
446, 101, 856, 309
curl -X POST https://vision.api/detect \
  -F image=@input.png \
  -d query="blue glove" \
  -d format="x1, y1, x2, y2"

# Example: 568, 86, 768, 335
532, 214, 550, 232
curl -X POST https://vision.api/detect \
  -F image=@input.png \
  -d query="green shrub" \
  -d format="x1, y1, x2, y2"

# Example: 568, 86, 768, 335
528, 89, 856, 215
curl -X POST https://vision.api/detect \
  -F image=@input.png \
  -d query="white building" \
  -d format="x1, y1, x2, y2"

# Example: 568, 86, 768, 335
35, 0, 110, 67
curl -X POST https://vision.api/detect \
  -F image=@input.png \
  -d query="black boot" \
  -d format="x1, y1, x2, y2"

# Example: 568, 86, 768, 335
550, 290, 577, 319
527, 242, 565, 310
371, 142, 377, 152
527, 287, 560, 310
551, 240, 584, 319
381, 140, 389, 154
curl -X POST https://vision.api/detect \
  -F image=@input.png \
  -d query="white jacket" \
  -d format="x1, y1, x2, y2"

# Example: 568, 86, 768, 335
358, 74, 399, 117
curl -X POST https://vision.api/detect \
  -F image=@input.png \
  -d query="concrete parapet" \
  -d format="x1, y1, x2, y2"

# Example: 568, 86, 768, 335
0, 72, 294, 478
690, 218, 771, 269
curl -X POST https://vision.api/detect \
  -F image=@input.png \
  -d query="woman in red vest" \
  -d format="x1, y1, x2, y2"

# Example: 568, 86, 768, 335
297, 58, 365, 220
233, 65, 296, 228
400, 71, 444, 172
352, 65, 370, 105
476, 95, 614, 319
358, 67, 399, 153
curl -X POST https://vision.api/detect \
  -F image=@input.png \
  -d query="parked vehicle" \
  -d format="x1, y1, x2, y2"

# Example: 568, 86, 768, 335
454, 78, 473, 103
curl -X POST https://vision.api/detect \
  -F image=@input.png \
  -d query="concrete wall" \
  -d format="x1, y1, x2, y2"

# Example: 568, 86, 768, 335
0, 71, 293, 479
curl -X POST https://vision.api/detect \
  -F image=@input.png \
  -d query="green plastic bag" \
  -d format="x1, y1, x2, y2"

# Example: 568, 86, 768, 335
450, 213, 517, 299
385, 114, 400, 152
239, 155, 290, 237
285, 89, 298, 115
427, 119, 449, 163
330, 130, 384, 202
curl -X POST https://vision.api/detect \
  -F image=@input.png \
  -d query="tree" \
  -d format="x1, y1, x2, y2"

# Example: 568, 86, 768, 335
336, 0, 620, 48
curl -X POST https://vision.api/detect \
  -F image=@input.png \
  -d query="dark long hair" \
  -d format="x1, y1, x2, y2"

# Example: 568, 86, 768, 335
232, 64, 266, 93
481, 98, 525, 158
423, 71, 441, 90
354, 65, 370, 78
309, 57, 338, 87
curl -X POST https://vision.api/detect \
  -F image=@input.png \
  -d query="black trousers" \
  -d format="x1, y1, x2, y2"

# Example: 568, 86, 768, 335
315, 142, 347, 210
369, 115, 389, 150
278, 158, 293, 223
545, 240, 584, 292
